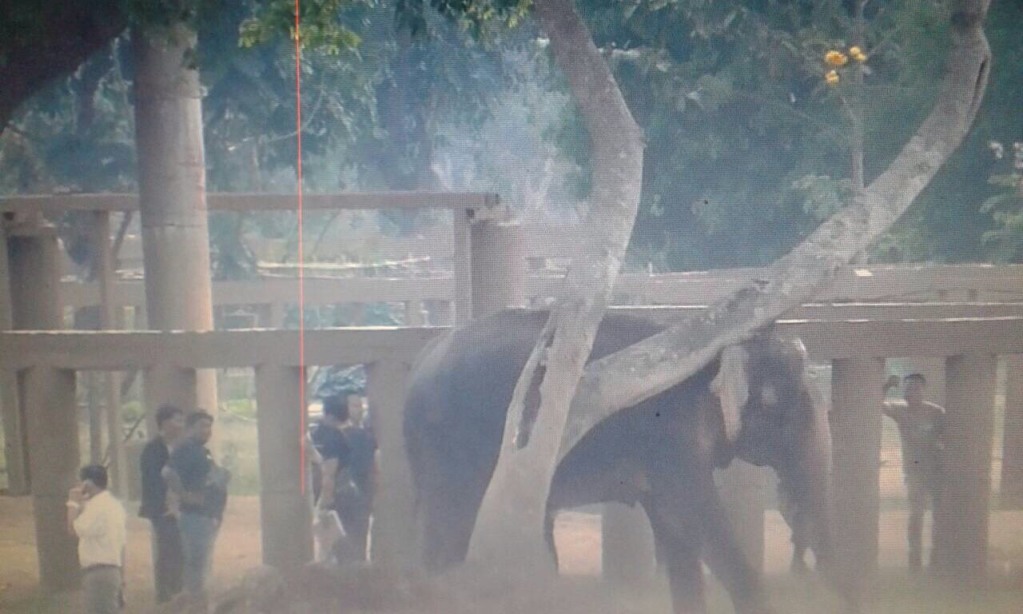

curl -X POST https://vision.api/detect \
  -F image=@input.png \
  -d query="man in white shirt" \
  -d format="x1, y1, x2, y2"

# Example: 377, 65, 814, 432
67, 464, 127, 614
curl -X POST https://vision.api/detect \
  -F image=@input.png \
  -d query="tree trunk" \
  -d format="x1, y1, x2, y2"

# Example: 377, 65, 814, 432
132, 24, 218, 418
466, 0, 644, 570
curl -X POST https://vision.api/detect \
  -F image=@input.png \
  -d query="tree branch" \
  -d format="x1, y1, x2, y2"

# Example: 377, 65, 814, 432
558, 0, 992, 460
0, 1, 127, 132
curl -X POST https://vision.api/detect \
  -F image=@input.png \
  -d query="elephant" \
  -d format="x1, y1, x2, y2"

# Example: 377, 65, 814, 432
403, 309, 839, 614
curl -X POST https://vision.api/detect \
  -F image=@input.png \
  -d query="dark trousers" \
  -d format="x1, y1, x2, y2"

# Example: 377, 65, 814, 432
150, 515, 184, 603
338, 498, 372, 562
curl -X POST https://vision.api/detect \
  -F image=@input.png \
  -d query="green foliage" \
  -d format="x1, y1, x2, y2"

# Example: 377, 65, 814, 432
4, 0, 1019, 271
239, 0, 364, 53
539, 0, 993, 269
790, 174, 854, 221
979, 141, 1023, 263
0, 39, 136, 194
396, 0, 531, 38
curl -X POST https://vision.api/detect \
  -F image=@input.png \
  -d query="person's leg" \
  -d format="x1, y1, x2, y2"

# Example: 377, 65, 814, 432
179, 513, 204, 597
203, 518, 220, 588
152, 516, 184, 603
339, 500, 370, 562
906, 476, 926, 572
925, 476, 943, 570
180, 513, 218, 608
82, 568, 121, 614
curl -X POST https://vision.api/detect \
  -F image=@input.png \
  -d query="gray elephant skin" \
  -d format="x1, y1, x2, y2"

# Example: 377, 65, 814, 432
403, 309, 837, 614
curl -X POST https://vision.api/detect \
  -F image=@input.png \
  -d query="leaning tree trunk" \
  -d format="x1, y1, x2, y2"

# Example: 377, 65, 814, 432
466, 0, 644, 571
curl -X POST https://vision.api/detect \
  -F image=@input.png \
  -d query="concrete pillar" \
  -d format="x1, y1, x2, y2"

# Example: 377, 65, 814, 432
9, 222, 71, 526
366, 358, 416, 566
255, 365, 312, 568
423, 300, 453, 327
470, 220, 526, 319
143, 366, 197, 424
932, 354, 997, 585
715, 460, 768, 572
94, 211, 127, 496
452, 208, 472, 324
602, 502, 655, 584
132, 24, 218, 424
830, 357, 884, 593
22, 367, 80, 590
1000, 355, 1023, 508
8, 223, 63, 332
86, 371, 104, 461
403, 300, 426, 326
9, 217, 80, 591
0, 226, 29, 494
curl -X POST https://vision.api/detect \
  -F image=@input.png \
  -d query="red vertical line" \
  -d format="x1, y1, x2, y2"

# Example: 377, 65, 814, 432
294, 0, 307, 493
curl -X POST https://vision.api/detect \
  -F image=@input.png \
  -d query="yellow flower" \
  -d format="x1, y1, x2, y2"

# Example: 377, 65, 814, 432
825, 50, 849, 67
849, 46, 868, 62
825, 70, 840, 85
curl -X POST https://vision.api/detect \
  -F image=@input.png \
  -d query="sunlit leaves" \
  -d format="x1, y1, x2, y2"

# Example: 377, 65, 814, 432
239, 0, 366, 53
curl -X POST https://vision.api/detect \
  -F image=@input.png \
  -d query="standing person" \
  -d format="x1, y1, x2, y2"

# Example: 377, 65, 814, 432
882, 373, 946, 572
339, 397, 378, 562
311, 395, 352, 563
164, 410, 229, 608
66, 464, 127, 614
139, 404, 185, 604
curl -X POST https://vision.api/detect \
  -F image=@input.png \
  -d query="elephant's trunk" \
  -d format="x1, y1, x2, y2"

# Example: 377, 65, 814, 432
797, 387, 862, 611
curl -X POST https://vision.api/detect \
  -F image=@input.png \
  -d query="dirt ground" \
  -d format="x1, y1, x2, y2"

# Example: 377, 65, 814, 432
2, 495, 1023, 613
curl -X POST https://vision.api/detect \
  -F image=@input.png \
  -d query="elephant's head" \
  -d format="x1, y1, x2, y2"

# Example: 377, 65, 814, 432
711, 335, 836, 577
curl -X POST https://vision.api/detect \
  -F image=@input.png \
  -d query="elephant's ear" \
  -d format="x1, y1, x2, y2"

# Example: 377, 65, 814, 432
711, 344, 749, 444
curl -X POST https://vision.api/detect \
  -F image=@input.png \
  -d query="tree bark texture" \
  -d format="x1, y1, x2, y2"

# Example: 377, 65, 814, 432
132, 24, 218, 417
557, 0, 992, 460
467, 0, 644, 567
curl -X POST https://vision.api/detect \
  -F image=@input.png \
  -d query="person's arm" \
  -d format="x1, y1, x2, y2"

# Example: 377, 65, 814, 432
66, 485, 85, 535
881, 375, 901, 419
317, 458, 338, 511
163, 463, 203, 507
933, 405, 947, 451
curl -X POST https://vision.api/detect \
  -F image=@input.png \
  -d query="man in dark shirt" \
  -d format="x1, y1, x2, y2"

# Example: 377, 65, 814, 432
339, 398, 378, 562
311, 396, 353, 562
164, 410, 227, 606
883, 373, 946, 572
138, 404, 185, 604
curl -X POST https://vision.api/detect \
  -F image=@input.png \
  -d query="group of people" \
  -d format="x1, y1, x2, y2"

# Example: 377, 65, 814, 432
139, 406, 228, 609
66, 394, 376, 613
310, 394, 378, 564
66, 405, 226, 613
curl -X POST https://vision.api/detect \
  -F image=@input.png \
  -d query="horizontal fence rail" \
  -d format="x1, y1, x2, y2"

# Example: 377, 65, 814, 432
3, 315, 1021, 370
58, 264, 1023, 312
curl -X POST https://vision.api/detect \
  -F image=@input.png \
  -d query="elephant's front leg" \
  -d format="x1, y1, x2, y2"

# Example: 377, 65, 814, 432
647, 512, 706, 612
699, 486, 774, 614
643, 483, 709, 614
